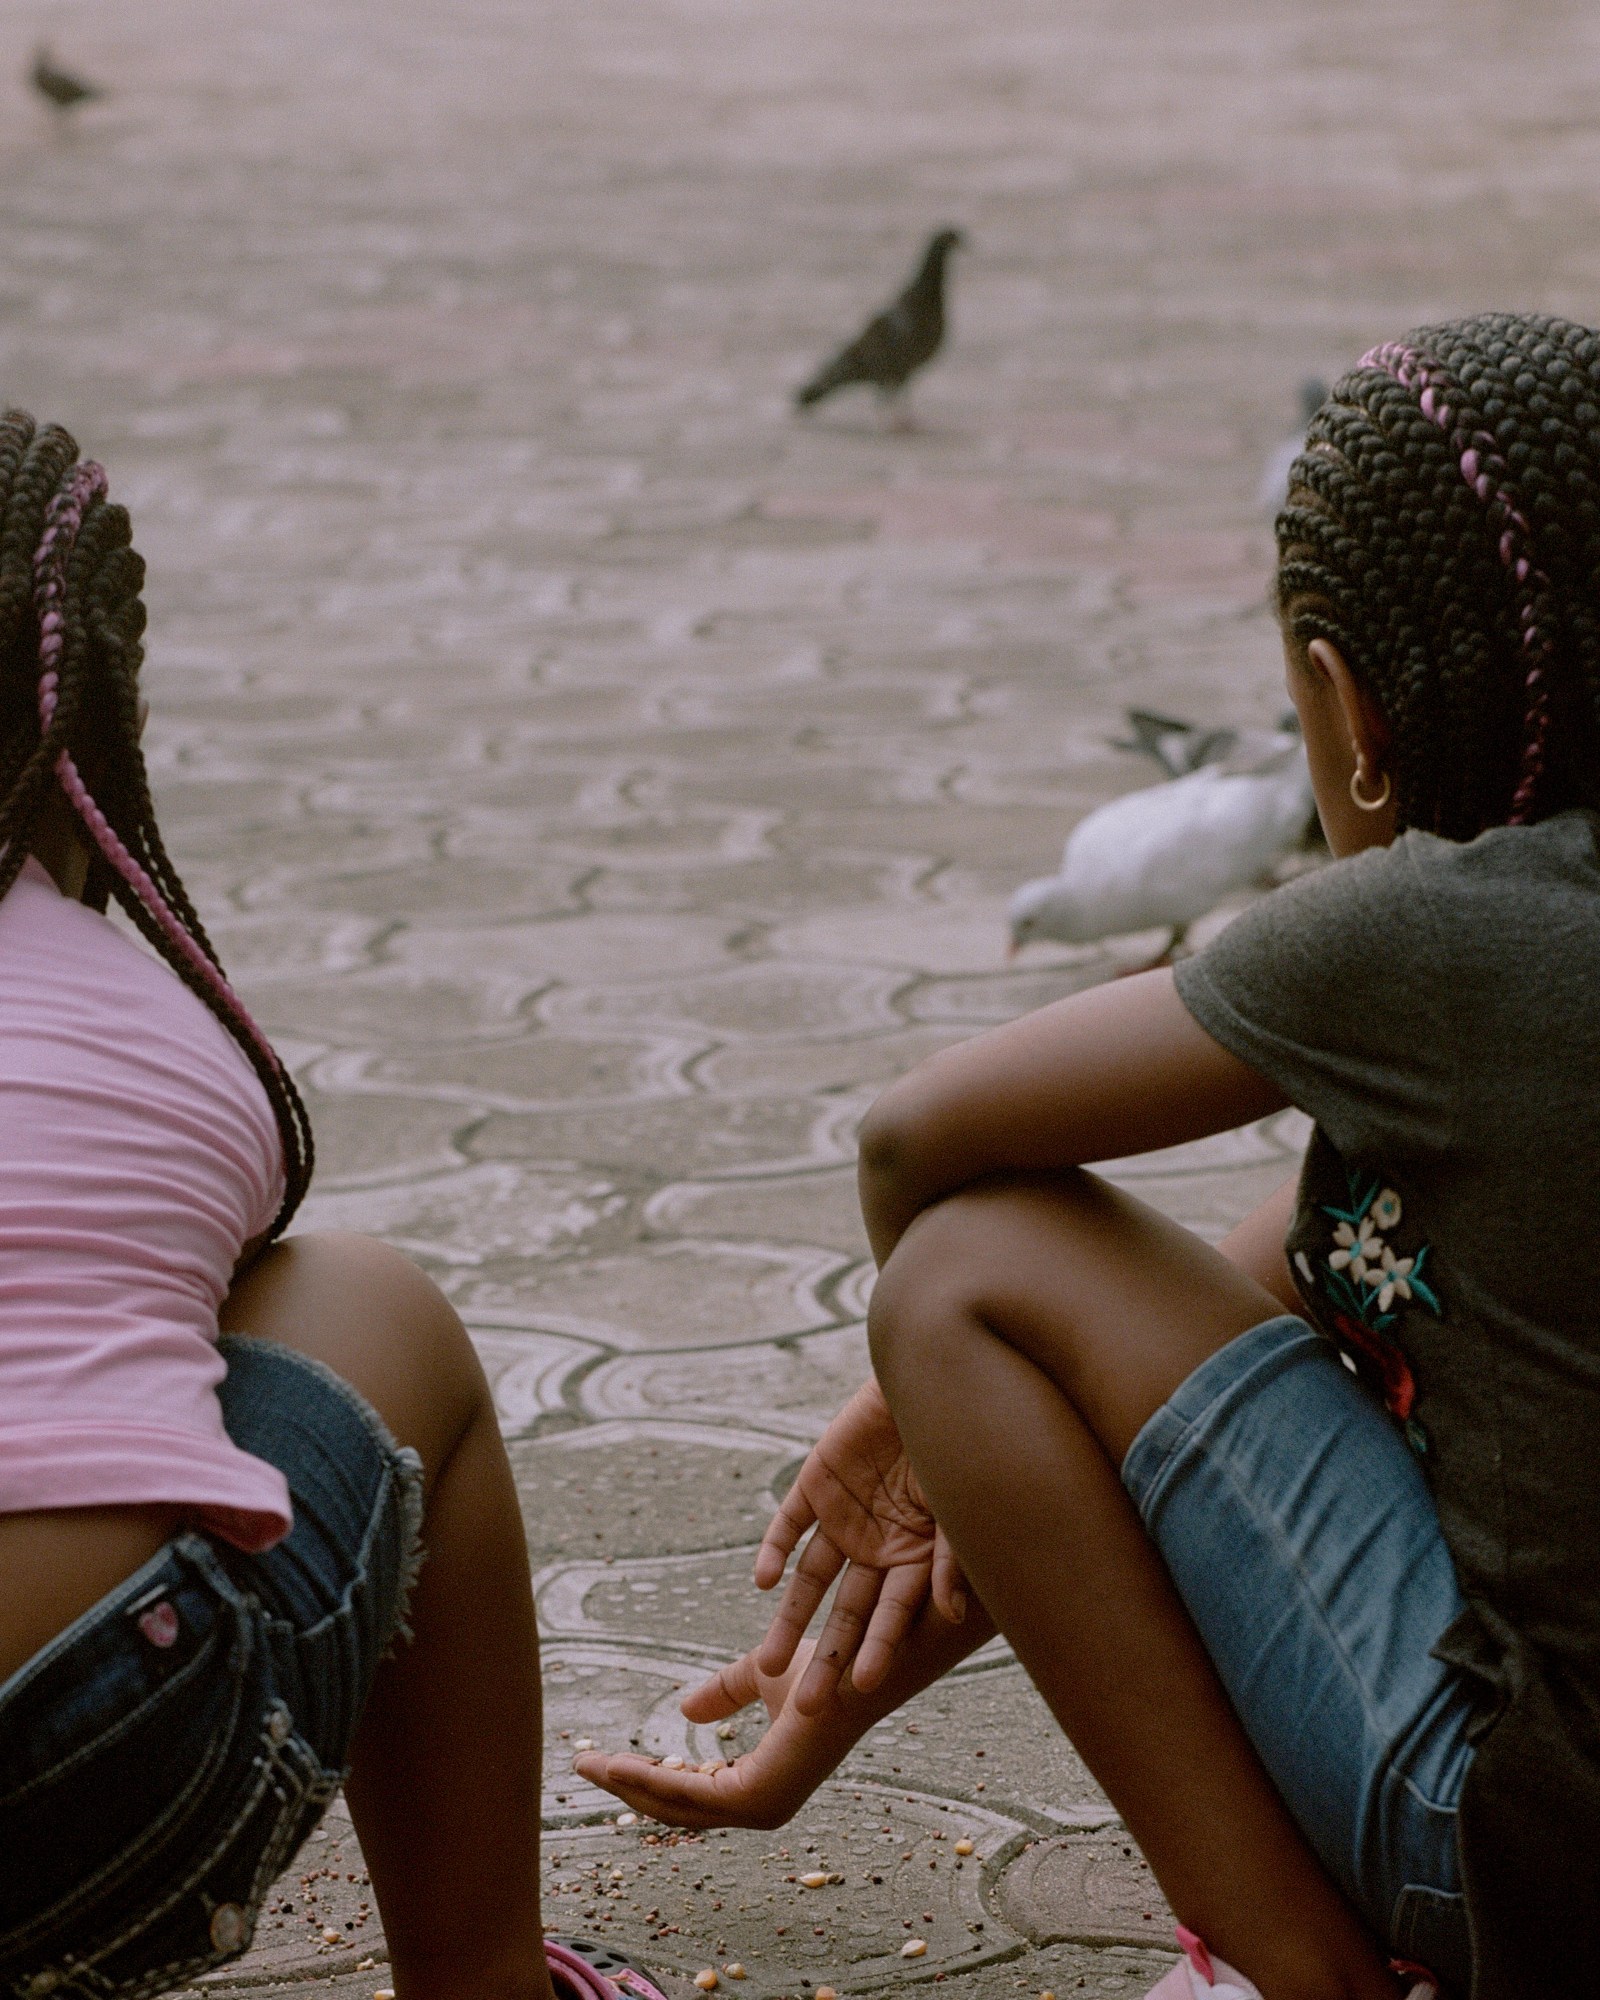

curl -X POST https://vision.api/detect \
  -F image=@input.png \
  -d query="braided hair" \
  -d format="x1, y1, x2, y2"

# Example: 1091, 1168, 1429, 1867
0, 410, 313, 1236
1276, 311, 1600, 840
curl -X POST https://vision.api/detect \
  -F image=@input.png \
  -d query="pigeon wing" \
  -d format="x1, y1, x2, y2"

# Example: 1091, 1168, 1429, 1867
796, 286, 943, 407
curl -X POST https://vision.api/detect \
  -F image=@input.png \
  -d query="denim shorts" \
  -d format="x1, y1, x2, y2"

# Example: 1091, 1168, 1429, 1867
1122, 1315, 1476, 1996
0, 1335, 423, 2000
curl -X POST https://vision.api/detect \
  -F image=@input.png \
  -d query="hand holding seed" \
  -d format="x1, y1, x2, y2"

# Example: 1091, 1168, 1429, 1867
574, 1641, 861, 1830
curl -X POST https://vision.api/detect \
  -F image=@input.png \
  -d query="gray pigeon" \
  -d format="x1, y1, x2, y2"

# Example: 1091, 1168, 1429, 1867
1111, 706, 1302, 779
31, 47, 102, 116
795, 227, 964, 426
1111, 705, 1323, 851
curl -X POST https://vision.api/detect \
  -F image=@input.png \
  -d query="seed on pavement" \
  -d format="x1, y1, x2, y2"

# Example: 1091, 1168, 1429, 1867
617, 1812, 638, 1827
815, 1987, 837, 2000
723, 1965, 747, 1979
695, 1971, 719, 1990
573, 1739, 595, 1751
321, 1928, 341, 1944
901, 1938, 928, 1958
799, 1870, 830, 1888
953, 1839, 974, 1856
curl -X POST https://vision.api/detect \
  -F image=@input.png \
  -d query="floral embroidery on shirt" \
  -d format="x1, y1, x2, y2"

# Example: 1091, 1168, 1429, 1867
1304, 1174, 1441, 1447
1318, 1176, 1441, 1330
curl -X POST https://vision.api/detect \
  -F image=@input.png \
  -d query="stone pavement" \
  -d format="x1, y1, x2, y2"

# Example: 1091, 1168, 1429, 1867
5, 0, 1600, 1991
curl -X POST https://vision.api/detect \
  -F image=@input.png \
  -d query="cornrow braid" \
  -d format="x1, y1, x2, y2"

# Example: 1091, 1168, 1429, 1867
0, 410, 313, 1236
1276, 312, 1600, 839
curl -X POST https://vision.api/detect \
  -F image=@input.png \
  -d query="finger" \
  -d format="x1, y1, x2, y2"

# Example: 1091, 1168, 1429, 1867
931, 1527, 969, 1625
574, 1754, 734, 1831
574, 1752, 771, 1832
754, 1480, 819, 1591
680, 1651, 762, 1722
755, 1529, 845, 1675
794, 1561, 884, 1715
850, 1558, 930, 1694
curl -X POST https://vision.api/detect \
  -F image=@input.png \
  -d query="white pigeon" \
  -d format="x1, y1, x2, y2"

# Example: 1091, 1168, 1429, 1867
1008, 742, 1316, 959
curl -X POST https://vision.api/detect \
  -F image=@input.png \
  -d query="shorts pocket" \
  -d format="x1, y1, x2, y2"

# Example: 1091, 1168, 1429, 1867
1391, 1883, 1473, 1997
5, 1700, 340, 2000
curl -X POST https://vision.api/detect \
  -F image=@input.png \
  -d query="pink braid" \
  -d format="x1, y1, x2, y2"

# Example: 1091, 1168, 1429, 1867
1361, 341, 1552, 822
32, 462, 285, 1077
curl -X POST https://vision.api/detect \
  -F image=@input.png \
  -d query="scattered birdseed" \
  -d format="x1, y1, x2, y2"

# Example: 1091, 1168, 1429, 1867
815, 1987, 838, 2000
374, 1990, 395, 1999
663, 1756, 687, 1770
723, 1965, 746, 1979
321, 1928, 342, 1944
695, 1971, 719, 1991
901, 1939, 928, 1958
799, 1871, 830, 1888
617, 1813, 639, 1827
953, 1839, 974, 1857
1041, 1990, 1057, 1999
573, 1739, 595, 1752
716, 1723, 738, 1740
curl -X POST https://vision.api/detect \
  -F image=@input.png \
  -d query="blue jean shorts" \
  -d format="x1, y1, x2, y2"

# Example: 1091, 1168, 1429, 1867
0, 1335, 423, 2000
1122, 1315, 1476, 1995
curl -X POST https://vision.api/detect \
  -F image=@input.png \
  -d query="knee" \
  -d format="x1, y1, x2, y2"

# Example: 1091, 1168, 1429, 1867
228, 1231, 490, 1446
867, 1190, 997, 1393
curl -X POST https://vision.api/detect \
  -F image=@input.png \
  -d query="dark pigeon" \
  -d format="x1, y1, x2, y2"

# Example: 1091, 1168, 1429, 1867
795, 227, 964, 424
1112, 708, 1243, 779
31, 47, 102, 115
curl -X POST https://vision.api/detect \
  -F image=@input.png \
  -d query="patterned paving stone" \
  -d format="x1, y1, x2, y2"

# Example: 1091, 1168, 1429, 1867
579, 1327, 873, 1439
29, 0, 1600, 1990
993, 1837, 1176, 1952
512, 1428, 801, 1569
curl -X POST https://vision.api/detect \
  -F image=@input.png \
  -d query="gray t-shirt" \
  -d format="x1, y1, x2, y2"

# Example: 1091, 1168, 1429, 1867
1174, 810, 1600, 1998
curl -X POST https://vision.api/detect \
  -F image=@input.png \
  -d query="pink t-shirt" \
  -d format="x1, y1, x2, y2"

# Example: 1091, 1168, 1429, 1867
0, 857, 290, 1551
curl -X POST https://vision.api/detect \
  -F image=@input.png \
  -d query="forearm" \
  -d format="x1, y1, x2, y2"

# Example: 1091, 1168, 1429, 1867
858, 970, 1287, 1268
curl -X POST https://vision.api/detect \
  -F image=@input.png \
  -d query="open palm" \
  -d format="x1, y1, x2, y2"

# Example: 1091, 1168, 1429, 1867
574, 1642, 840, 1831
755, 1377, 966, 1712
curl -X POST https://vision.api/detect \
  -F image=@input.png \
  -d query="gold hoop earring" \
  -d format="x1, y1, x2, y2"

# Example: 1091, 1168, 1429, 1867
1350, 762, 1392, 812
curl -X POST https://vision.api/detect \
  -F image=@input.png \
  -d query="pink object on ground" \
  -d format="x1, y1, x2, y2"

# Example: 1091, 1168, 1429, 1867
1140, 1944, 1261, 1998
1142, 1927, 1438, 1999
0, 858, 287, 1549
543, 1940, 668, 2000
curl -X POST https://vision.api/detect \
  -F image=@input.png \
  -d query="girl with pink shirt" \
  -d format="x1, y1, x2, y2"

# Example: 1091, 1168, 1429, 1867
0, 412, 676, 2000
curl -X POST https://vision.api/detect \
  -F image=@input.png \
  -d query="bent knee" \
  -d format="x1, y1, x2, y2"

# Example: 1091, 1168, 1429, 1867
868, 1185, 1023, 1372
223, 1231, 490, 1470
867, 1174, 1106, 1378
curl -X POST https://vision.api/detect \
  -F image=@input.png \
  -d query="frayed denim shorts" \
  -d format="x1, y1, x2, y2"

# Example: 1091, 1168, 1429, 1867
0, 1335, 423, 2000
1122, 1315, 1477, 1995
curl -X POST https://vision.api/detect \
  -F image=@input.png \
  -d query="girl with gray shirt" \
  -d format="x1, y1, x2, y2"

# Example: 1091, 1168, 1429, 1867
582, 313, 1600, 2000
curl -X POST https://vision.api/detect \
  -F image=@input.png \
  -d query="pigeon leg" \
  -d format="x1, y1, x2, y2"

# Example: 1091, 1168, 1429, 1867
881, 387, 916, 435
1111, 927, 1183, 977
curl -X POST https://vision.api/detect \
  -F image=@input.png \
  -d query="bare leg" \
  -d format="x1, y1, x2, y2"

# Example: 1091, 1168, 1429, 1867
222, 1233, 552, 2000
868, 1174, 1399, 2000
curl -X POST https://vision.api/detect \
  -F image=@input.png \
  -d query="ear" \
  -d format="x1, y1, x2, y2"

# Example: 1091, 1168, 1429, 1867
1305, 638, 1390, 773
